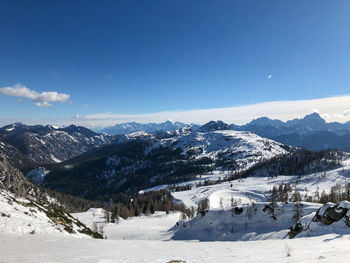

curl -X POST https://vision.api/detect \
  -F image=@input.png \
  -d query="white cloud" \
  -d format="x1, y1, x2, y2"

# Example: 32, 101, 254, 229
84, 104, 88, 107
344, 109, 350, 116
0, 84, 70, 107
321, 113, 330, 119
333, 113, 344, 119
34, 101, 52, 107
267, 74, 272, 79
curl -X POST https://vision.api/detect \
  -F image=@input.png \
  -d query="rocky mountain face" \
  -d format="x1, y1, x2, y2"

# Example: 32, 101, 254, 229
0, 141, 36, 171
0, 123, 112, 170
0, 154, 35, 197
100, 120, 192, 135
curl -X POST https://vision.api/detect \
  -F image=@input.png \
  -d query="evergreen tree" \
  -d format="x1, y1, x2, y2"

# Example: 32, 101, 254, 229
292, 190, 303, 223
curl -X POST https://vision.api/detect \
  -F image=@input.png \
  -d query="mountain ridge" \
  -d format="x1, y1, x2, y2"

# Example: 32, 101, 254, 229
0, 123, 112, 171
96, 113, 350, 151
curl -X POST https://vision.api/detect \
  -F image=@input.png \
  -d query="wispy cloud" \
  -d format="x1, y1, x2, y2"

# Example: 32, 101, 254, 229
267, 74, 272, 79
0, 84, 70, 107
34, 101, 53, 107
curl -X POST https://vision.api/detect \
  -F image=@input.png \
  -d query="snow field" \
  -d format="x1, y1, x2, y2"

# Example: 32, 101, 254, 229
72, 209, 182, 241
1, 233, 350, 263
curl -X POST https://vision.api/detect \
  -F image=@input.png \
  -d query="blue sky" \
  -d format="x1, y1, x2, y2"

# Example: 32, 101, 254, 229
1, 0, 350, 127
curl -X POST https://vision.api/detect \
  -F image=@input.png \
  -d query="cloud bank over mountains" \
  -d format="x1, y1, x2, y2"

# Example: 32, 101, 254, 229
70, 95, 350, 127
1, 94, 350, 128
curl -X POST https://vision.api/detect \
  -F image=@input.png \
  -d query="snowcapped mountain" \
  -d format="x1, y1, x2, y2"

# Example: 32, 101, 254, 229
29, 124, 291, 201
101, 113, 350, 152
0, 123, 112, 170
231, 113, 350, 151
157, 129, 289, 169
100, 120, 192, 135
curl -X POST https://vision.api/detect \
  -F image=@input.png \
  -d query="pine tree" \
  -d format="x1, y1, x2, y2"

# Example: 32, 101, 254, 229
314, 187, 320, 203
150, 203, 155, 214
292, 190, 303, 223
269, 186, 278, 219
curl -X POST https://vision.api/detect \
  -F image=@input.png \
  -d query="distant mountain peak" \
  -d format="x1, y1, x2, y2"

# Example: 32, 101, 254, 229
199, 120, 231, 132
286, 112, 326, 130
230, 112, 350, 151
100, 121, 188, 135
248, 117, 284, 127
302, 112, 325, 121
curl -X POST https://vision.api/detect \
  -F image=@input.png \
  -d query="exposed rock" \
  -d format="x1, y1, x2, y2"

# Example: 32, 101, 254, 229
289, 201, 350, 238
288, 222, 303, 239
234, 207, 243, 215
0, 154, 34, 196
313, 202, 349, 225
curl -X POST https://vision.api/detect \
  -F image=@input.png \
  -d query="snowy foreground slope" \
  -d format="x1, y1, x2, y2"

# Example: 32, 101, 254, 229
1, 233, 350, 262
0, 189, 100, 238
2, 202, 350, 262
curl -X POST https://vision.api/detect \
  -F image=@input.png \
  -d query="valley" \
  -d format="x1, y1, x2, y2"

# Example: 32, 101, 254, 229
1, 117, 350, 262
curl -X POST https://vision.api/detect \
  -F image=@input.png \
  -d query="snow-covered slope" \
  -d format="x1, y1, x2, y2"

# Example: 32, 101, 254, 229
172, 202, 322, 241
161, 157, 350, 209
0, 189, 101, 238
158, 130, 289, 170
